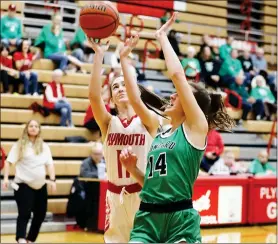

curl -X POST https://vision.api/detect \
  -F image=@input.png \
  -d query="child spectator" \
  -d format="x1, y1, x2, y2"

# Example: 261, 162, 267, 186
200, 129, 224, 172
248, 150, 276, 176
0, 4, 22, 48
229, 75, 265, 121
219, 49, 243, 87
43, 69, 73, 127
219, 36, 234, 61
14, 40, 39, 95
250, 75, 276, 121
0, 44, 19, 93
80, 142, 106, 179
199, 45, 221, 89
181, 46, 200, 79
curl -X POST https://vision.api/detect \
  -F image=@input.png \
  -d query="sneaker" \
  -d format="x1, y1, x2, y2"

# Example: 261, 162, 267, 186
32, 92, 39, 96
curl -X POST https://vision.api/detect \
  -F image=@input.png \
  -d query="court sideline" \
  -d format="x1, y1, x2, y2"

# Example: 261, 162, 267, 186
1, 225, 276, 243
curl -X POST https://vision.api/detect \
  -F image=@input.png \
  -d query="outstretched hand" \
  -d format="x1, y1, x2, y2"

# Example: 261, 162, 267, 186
87, 37, 110, 54
155, 12, 178, 39
119, 34, 139, 58
119, 146, 138, 173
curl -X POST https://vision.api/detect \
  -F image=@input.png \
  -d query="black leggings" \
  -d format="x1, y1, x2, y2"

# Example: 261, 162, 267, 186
14, 183, 47, 242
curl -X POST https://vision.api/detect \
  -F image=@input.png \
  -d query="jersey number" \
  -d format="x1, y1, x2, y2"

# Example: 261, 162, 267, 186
116, 150, 130, 179
148, 153, 167, 178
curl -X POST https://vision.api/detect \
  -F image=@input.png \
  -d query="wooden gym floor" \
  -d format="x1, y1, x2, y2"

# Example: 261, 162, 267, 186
1, 225, 276, 243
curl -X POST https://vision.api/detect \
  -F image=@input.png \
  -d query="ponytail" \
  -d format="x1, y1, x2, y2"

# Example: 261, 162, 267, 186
208, 93, 235, 131
138, 84, 170, 119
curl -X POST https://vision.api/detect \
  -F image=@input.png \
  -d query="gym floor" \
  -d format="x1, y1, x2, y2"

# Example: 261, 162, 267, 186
1, 225, 276, 243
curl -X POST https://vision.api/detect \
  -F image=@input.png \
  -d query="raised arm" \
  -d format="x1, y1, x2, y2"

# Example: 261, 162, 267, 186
156, 13, 208, 133
119, 35, 160, 137
88, 39, 112, 138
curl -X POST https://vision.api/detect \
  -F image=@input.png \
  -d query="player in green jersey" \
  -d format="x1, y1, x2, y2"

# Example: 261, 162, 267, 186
119, 12, 235, 243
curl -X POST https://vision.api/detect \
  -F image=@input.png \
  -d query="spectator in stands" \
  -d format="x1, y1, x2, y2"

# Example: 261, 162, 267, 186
0, 44, 19, 93
34, 13, 83, 73
14, 40, 39, 95
238, 49, 255, 89
2, 119, 56, 244
228, 73, 265, 121
84, 88, 111, 134
160, 10, 180, 25
219, 36, 234, 61
159, 29, 181, 59
250, 75, 276, 121
181, 46, 200, 79
199, 45, 221, 89
43, 69, 73, 127
208, 151, 246, 175
248, 150, 276, 176
70, 27, 94, 62
80, 142, 106, 179
0, 4, 22, 48
251, 47, 276, 97
200, 129, 224, 172
219, 49, 243, 87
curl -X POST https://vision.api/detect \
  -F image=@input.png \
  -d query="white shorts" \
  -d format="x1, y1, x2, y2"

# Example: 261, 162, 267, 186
104, 190, 141, 243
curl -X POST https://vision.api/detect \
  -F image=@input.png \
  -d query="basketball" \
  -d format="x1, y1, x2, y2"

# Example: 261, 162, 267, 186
79, 1, 119, 39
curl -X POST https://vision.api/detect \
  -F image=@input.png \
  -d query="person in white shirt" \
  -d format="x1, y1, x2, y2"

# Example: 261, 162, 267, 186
2, 120, 56, 244
208, 151, 246, 175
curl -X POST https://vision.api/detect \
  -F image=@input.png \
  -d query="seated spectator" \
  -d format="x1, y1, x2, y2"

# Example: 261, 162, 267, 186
229, 75, 265, 121
250, 75, 276, 121
160, 29, 181, 59
252, 47, 276, 97
238, 49, 255, 89
70, 27, 94, 62
34, 13, 83, 73
0, 44, 19, 93
80, 142, 106, 179
200, 129, 224, 172
199, 45, 221, 89
208, 151, 246, 175
160, 10, 180, 25
14, 40, 39, 95
219, 36, 234, 61
197, 34, 211, 59
181, 46, 200, 79
219, 49, 243, 87
0, 4, 22, 48
248, 150, 276, 176
43, 69, 73, 127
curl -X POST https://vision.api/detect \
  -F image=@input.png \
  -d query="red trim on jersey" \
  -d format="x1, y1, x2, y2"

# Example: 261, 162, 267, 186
107, 181, 142, 194
118, 115, 138, 128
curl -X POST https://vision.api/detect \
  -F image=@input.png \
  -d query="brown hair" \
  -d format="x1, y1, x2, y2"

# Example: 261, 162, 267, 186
190, 82, 235, 131
109, 76, 170, 119
17, 120, 43, 160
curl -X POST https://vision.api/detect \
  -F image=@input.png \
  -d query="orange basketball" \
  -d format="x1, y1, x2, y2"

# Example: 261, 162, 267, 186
79, 1, 119, 39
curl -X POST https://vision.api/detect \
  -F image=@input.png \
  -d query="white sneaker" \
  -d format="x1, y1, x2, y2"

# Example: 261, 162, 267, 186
33, 92, 39, 96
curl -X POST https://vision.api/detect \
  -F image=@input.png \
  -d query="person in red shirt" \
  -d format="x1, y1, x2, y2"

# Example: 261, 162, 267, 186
43, 69, 73, 127
200, 129, 224, 172
14, 40, 39, 95
0, 44, 19, 93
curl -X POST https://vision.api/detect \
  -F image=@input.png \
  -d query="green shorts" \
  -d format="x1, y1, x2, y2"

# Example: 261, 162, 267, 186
130, 208, 201, 243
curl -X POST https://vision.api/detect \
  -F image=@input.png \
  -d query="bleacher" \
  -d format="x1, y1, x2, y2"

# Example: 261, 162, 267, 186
1, 0, 277, 234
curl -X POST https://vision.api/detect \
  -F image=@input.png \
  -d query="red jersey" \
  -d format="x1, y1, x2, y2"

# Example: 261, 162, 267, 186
0, 56, 13, 68
13, 52, 33, 71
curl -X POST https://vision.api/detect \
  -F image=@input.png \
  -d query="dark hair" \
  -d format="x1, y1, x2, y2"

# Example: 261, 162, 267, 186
18, 39, 31, 53
190, 82, 235, 131
0, 43, 10, 53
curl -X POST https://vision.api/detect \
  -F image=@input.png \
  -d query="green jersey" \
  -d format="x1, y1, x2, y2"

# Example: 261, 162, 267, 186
140, 124, 205, 204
